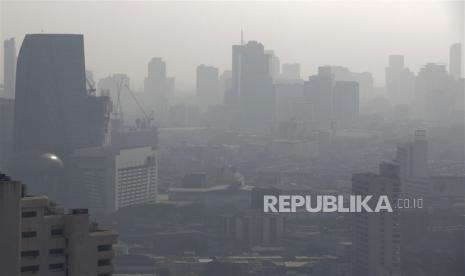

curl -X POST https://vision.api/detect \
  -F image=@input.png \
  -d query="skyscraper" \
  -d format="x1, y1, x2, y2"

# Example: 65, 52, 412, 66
14, 34, 111, 155
332, 81, 359, 125
352, 162, 401, 276
232, 41, 275, 130
414, 63, 454, 121
144, 57, 175, 124
3, 38, 16, 99
0, 98, 15, 169
449, 43, 462, 80
196, 65, 220, 111
396, 130, 430, 198
304, 66, 334, 126
385, 55, 415, 105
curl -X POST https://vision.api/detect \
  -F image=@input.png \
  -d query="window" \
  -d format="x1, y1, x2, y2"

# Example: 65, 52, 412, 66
97, 244, 112, 252
21, 265, 39, 273
22, 211, 37, 218
48, 263, 64, 271
49, 248, 65, 256
97, 259, 111, 266
22, 231, 37, 238
21, 250, 39, 258
51, 228, 64, 237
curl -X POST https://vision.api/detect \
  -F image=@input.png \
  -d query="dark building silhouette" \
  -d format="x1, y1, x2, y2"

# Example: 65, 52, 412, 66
3, 38, 16, 99
0, 98, 14, 169
449, 43, 462, 80
196, 65, 220, 111
231, 41, 275, 130
14, 34, 111, 155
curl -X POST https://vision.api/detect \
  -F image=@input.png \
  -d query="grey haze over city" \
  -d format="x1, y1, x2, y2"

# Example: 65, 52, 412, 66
0, 1, 465, 276
1, 0, 464, 90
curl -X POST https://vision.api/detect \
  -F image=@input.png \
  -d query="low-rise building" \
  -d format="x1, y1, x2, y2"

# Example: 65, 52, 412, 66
0, 173, 118, 276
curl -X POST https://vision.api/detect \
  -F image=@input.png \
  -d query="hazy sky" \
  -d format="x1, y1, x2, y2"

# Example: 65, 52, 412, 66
1, 0, 464, 92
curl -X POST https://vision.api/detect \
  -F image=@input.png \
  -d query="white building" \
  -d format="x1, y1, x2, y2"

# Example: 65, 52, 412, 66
0, 173, 118, 276
72, 145, 158, 212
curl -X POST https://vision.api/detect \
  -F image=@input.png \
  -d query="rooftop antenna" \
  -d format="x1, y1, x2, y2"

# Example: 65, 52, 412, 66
241, 29, 244, 46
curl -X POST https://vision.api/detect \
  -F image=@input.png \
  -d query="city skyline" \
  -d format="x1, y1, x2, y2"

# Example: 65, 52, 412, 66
1, 0, 463, 90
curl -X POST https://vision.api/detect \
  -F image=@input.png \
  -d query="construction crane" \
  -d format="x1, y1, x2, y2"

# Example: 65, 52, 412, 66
112, 78, 124, 122
85, 76, 97, 95
123, 83, 155, 128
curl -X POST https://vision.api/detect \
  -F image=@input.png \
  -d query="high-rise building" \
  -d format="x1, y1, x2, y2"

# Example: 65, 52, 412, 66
3, 38, 16, 99
352, 162, 401, 276
449, 43, 462, 80
0, 173, 118, 276
274, 82, 305, 123
332, 81, 359, 125
414, 63, 454, 121
14, 34, 111, 155
71, 128, 158, 212
144, 57, 175, 124
231, 41, 275, 130
396, 130, 430, 198
196, 65, 220, 111
265, 50, 280, 82
304, 66, 334, 126
0, 97, 14, 169
385, 55, 415, 105
330, 65, 373, 102
281, 63, 301, 80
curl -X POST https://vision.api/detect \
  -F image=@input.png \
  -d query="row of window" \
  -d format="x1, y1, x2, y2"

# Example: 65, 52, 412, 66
21, 228, 64, 239
20, 263, 64, 273
21, 248, 65, 258
21, 245, 110, 258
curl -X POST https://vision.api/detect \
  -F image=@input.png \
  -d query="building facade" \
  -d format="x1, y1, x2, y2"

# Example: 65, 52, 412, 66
14, 34, 111, 155
3, 38, 16, 99
0, 173, 118, 276
351, 162, 401, 276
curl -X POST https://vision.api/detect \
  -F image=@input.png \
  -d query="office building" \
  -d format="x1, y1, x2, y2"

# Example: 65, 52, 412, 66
196, 65, 220, 111
71, 128, 158, 212
449, 43, 462, 80
144, 57, 175, 123
274, 81, 306, 123
332, 81, 359, 125
3, 38, 16, 99
352, 162, 401, 276
414, 63, 454, 120
0, 173, 117, 276
221, 210, 285, 247
330, 65, 374, 102
14, 34, 111, 155
0, 97, 14, 169
304, 66, 334, 125
396, 130, 430, 198
231, 41, 275, 130
265, 50, 280, 81
385, 55, 415, 105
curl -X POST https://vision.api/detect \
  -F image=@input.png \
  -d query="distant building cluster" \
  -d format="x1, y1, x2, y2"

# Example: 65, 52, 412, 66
0, 27, 464, 276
